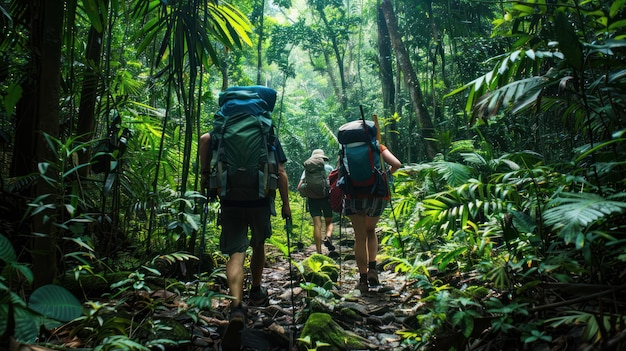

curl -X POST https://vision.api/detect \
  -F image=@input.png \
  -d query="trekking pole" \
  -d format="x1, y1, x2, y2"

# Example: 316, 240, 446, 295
297, 199, 305, 250
283, 217, 297, 349
197, 193, 210, 276
359, 104, 367, 123
194, 192, 210, 296
338, 213, 343, 286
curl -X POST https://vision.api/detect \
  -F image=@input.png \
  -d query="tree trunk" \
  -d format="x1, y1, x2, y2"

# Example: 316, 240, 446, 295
11, 78, 37, 179
31, 0, 65, 288
376, 5, 398, 152
312, 2, 347, 111
256, 0, 265, 85
381, 0, 437, 160
76, 24, 104, 175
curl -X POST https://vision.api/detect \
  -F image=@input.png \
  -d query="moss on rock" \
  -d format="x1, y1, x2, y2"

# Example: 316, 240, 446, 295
300, 312, 377, 350
301, 254, 339, 290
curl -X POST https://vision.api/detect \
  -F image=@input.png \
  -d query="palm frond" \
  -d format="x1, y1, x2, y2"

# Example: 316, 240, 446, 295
544, 192, 626, 228
474, 76, 547, 119
431, 161, 473, 187
444, 46, 589, 124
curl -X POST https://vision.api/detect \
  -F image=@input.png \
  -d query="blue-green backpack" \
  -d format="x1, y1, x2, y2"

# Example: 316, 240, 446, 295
337, 120, 388, 198
208, 86, 279, 201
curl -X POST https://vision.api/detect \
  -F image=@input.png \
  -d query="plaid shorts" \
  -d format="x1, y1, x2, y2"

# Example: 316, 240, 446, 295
343, 197, 388, 217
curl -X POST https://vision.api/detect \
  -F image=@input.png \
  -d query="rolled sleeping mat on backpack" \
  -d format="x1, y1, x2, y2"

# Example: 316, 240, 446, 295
218, 85, 277, 113
337, 120, 377, 144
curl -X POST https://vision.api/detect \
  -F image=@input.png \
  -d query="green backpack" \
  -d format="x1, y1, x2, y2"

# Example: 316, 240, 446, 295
208, 86, 279, 201
299, 155, 330, 199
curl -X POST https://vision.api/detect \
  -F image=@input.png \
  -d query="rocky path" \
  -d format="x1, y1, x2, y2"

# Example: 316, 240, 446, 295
194, 224, 421, 351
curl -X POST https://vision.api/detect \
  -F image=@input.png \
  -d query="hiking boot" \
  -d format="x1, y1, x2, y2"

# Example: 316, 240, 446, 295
367, 269, 380, 286
222, 305, 246, 350
356, 279, 369, 293
248, 286, 269, 306
323, 237, 335, 251
327, 250, 340, 259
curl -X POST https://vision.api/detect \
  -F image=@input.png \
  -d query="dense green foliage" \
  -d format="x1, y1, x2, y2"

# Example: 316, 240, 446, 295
0, 0, 625, 349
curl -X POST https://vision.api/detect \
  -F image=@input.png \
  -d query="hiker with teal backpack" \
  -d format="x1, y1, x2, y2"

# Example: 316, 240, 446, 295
199, 86, 291, 351
337, 118, 401, 293
297, 149, 335, 254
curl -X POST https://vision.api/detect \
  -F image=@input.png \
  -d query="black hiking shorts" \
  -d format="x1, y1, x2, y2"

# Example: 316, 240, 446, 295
219, 204, 272, 255
308, 197, 333, 219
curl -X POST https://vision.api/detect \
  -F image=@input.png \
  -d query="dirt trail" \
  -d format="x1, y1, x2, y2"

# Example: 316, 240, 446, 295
196, 223, 420, 351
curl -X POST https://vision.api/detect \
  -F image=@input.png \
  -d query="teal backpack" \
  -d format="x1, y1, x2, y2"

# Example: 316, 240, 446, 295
208, 86, 279, 201
337, 119, 388, 198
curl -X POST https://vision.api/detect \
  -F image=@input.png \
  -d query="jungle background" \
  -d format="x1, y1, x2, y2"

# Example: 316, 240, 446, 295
0, 0, 625, 350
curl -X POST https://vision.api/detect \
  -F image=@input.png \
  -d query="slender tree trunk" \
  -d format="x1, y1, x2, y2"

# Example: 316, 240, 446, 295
318, 50, 342, 108
376, 5, 398, 152
31, 0, 65, 288
313, 4, 347, 111
76, 23, 104, 175
220, 54, 229, 91
11, 79, 37, 179
381, 0, 437, 160
256, 0, 265, 85
426, 0, 447, 87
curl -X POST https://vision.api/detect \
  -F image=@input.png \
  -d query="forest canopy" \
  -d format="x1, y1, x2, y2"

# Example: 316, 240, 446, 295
0, 0, 625, 350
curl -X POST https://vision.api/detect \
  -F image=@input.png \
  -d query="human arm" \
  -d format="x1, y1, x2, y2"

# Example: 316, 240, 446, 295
381, 148, 402, 174
297, 170, 305, 190
199, 133, 212, 189
278, 162, 291, 218
273, 140, 291, 218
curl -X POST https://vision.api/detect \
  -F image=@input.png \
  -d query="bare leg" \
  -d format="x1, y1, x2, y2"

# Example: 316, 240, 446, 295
250, 241, 265, 287
349, 214, 368, 274
312, 216, 323, 253
365, 216, 380, 264
324, 217, 334, 241
226, 252, 245, 306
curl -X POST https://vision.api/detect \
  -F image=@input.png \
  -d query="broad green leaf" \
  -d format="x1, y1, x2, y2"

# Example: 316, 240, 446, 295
555, 13, 583, 70
83, 0, 104, 33
434, 247, 468, 270
511, 210, 537, 233
28, 285, 82, 322
0, 234, 16, 263
12, 262, 34, 284
609, 19, 626, 32
473, 75, 485, 92
4, 83, 22, 115
512, 4, 535, 14
185, 213, 199, 230
610, 0, 626, 17
13, 306, 39, 343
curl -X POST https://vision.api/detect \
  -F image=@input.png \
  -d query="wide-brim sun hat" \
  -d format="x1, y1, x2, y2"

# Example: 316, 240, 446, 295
311, 149, 329, 160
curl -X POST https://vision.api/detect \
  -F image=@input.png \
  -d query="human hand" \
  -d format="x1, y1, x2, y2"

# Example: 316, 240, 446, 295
281, 203, 291, 219
386, 167, 394, 184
